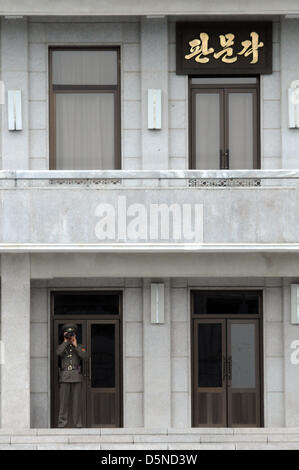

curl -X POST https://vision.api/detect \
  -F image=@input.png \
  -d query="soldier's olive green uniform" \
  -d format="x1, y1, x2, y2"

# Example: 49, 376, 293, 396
56, 337, 88, 428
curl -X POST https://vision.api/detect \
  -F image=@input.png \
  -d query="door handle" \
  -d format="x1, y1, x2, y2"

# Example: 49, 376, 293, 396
227, 356, 232, 383
222, 356, 227, 381
88, 357, 91, 381
220, 149, 224, 169
82, 360, 87, 378
224, 149, 230, 169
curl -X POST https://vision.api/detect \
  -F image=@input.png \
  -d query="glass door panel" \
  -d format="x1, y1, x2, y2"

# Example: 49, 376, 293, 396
227, 90, 256, 169
194, 319, 227, 426
194, 90, 223, 169
91, 323, 115, 388
227, 319, 260, 427
87, 320, 120, 427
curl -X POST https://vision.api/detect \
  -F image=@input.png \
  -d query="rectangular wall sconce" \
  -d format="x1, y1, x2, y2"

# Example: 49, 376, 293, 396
150, 283, 165, 324
288, 81, 299, 128
8, 90, 22, 131
291, 284, 299, 323
148, 89, 161, 129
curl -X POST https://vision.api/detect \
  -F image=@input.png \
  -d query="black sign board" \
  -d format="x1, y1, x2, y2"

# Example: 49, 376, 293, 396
176, 22, 272, 75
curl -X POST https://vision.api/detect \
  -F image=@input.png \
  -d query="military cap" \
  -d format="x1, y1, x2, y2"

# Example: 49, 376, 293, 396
62, 323, 78, 334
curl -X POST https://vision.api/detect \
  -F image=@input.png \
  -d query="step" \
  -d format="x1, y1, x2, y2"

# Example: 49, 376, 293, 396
0, 428, 298, 450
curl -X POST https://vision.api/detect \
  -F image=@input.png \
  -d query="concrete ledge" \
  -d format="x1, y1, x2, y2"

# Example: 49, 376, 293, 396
4, 243, 299, 254
1, 169, 299, 180
11, 435, 69, 444
0, 0, 298, 16
0, 428, 299, 449
0, 429, 38, 435
100, 427, 168, 435
37, 428, 101, 435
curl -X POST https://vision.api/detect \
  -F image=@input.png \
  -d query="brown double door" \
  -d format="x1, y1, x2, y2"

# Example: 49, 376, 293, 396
191, 84, 259, 169
53, 319, 121, 428
193, 318, 261, 427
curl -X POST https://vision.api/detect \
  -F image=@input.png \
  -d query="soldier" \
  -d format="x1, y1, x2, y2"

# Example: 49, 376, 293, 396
56, 324, 88, 428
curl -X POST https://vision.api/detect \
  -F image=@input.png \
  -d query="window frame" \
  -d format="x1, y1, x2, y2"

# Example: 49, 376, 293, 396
189, 77, 260, 170
49, 46, 121, 170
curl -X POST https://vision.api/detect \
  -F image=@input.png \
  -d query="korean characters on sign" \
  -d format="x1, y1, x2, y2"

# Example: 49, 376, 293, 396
185, 32, 264, 64
176, 23, 272, 75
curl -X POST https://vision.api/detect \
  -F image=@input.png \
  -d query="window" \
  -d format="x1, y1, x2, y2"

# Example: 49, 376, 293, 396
192, 290, 261, 316
53, 292, 121, 316
49, 47, 120, 170
189, 77, 260, 169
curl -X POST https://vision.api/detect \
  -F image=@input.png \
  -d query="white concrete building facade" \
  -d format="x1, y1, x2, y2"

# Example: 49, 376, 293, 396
0, 1, 299, 437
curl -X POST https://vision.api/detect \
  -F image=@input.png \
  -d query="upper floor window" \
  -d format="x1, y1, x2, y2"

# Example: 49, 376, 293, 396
49, 47, 120, 170
189, 77, 260, 169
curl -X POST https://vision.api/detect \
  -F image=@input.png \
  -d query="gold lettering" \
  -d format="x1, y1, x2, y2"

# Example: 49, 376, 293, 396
238, 32, 264, 64
185, 33, 214, 63
214, 33, 237, 63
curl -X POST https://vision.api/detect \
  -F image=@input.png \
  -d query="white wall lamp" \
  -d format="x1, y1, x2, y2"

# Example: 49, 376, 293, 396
288, 81, 299, 128
148, 89, 162, 130
150, 283, 165, 324
8, 90, 22, 131
291, 284, 299, 323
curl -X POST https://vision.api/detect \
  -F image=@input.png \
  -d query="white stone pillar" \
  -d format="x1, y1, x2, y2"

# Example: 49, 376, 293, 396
141, 18, 169, 170
1, 254, 30, 428
281, 19, 299, 169
282, 280, 299, 427
143, 279, 171, 428
1, 18, 29, 169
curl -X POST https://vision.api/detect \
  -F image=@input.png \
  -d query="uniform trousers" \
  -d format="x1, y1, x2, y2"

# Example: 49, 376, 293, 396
58, 382, 82, 428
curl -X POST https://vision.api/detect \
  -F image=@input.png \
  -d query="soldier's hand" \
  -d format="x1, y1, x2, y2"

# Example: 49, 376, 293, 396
71, 335, 78, 347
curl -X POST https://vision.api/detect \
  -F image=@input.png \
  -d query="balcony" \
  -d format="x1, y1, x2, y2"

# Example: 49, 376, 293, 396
1, 169, 299, 252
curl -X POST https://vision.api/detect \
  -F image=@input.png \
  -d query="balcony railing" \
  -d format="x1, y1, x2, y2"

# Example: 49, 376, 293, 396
1, 170, 299, 188
0, 169, 299, 251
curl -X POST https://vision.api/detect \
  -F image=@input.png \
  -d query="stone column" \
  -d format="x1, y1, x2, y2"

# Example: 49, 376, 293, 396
143, 279, 171, 428
1, 254, 30, 428
141, 18, 169, 170
1, 18, 29, 169
282, 280, 299, 426
281, 19, 299, 169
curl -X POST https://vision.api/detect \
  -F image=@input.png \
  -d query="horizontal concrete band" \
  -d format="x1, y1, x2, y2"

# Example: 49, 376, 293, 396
4, 427, 299, 435
2, 243, 299, 252
0, 0, 299, 16
1, 429, 299, 450
1, 170, 299, 179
